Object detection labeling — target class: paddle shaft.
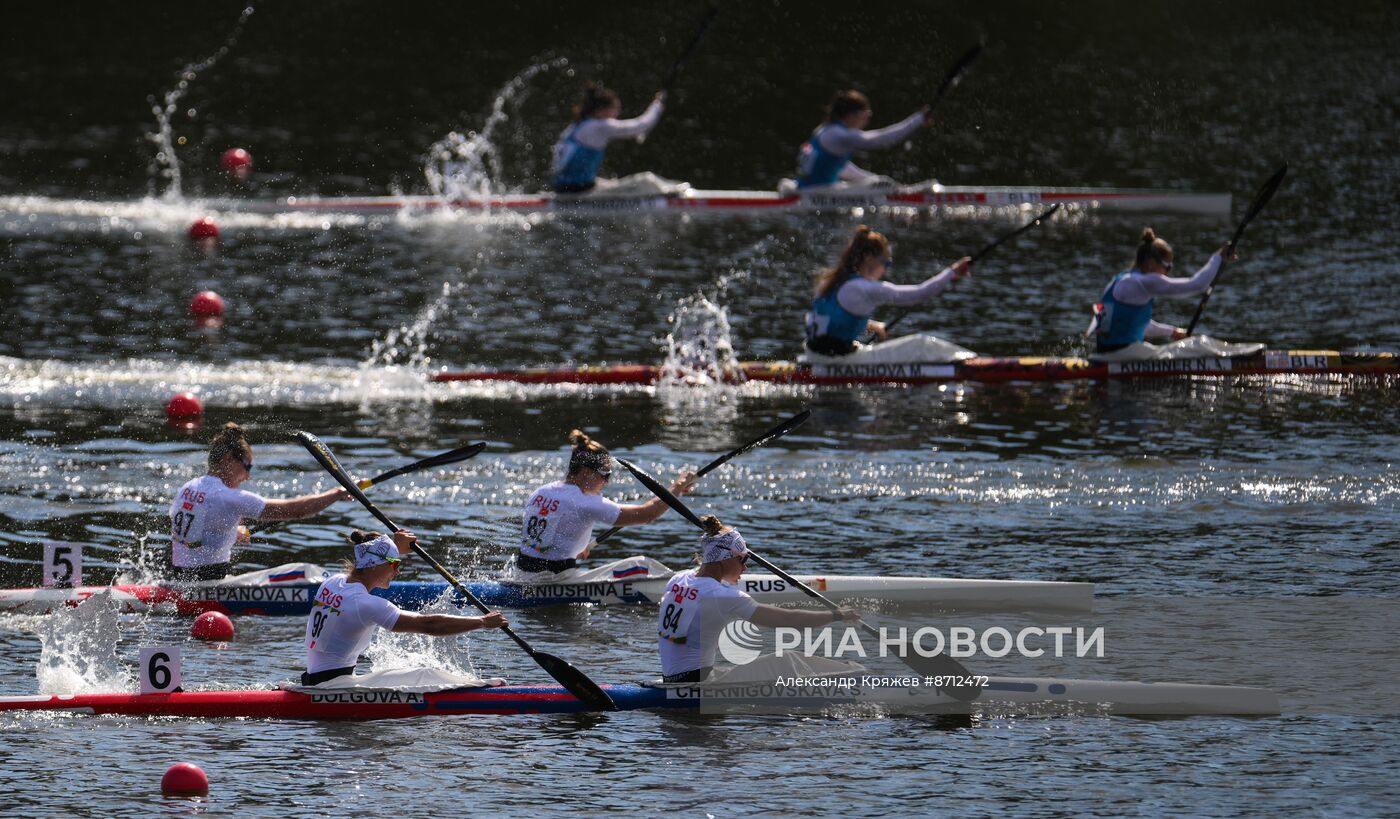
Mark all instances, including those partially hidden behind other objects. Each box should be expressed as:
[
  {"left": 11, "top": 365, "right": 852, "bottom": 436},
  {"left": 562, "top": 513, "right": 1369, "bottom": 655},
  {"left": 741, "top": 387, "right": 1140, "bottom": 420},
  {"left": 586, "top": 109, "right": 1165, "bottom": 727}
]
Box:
[
  {"left": 660, "top": 4, "right": 720, "bottom": 94},
  {"left": 1185, "top": 163, "right": 1288, "bottom": 336},
  {"left": 594, "top": 410, "right": 810, "bottom": 545},
  {"left": 249, "top": 442, "right": 485, "bottom": 536},
  {"left": 929, "top": 44, "right": 983, "bottom": 110},
  {"left": 874, "top": 203, "right": 1060, "bottom": 339}
]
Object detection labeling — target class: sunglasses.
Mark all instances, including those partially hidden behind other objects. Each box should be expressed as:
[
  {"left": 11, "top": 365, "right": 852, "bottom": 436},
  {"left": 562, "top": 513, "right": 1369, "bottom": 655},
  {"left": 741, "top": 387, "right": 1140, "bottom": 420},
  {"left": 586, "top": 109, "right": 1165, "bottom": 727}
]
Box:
[
  {"left": 881, "top": 257, "right": 894, "bottom": 270},
  {"left": 238, "top": 457, "right": 254, "bottom": 473},
  {"left": 739, "top": 552, "right": 750, "bottom": 565},
  {"left": 594, "top": 466, "right": 612, "bottom": 480}
]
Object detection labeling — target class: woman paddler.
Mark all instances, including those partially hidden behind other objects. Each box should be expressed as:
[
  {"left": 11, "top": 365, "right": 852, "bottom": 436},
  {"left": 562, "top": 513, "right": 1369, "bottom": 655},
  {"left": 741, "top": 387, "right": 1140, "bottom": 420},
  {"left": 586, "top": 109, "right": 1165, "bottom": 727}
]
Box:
[
  {"left": 1091, "top": 228, "right": 1234, "bottom": 354},
  {"left": 551, "top": 82, "right": 664, "bottom": 193},
  {"left": 794, "top": 90, "right": 931, "bottom": 190},
  {"left": 804, "top": 225, "right": 971, "bottom": 357},
  {"left": 657, "top": 516, "right": 861, "bottom": 683},
  {"left": 517, "top": 430, "right": 694, "bottom": 574},
  {"left": 168, "top": 423, "right": 349, "bottom": 583},
  {"left": 302, "top": 529, "right": 508, "bottom": 686}
]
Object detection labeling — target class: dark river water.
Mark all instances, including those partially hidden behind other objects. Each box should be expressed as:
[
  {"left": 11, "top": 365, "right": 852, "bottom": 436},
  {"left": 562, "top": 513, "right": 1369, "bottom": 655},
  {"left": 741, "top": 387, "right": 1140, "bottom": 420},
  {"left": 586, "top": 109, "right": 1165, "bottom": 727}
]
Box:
[{"left": 1, "top": 1, "right": 1398, "bottom": 816}]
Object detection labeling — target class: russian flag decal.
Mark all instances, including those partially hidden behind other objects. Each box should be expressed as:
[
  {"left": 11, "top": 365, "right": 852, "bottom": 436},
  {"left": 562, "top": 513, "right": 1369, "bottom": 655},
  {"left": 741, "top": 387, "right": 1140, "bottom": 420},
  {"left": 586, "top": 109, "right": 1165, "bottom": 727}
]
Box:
[
  {"left": 612, "top": 566, "right": 649, "bottom": 579},
  {"left": 269, "top": 570, "right": 306, "bottom": 583}
]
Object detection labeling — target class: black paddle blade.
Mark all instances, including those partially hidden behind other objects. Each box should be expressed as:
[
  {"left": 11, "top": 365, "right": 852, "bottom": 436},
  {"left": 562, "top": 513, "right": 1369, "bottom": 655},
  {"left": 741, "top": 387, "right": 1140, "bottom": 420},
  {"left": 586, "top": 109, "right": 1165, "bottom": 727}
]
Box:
[
  {"left": 533, "top": 651, "right": 618, "bottom": 711},
  {"left": 616, "top": 457, "right": 707, "bottom": 529},
  {"left": 879, "top": 636, "right": 980, "bottom": 702},
  {"left": 361, "top": 441, "right": 488, "bottom": 488},
  {"left": 930, "top": 43, "right": 983, "bottom": 108},
  {"left": 294, "top": 430, "right": 399, "bottom": 532},
  {"left": 696, "top": 409, "right": 811, "bottom": 477},
  {"left": 1228, "top": 163, "right": 1288, "bottom": 250}
]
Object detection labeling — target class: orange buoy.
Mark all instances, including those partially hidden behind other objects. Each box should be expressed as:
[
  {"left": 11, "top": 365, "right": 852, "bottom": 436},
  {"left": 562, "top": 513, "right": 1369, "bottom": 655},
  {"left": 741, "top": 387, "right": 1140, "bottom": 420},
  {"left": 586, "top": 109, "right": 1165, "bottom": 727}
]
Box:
[
  {"left": 220, "top": 147, "right": 253, "bottom": 177},
  {"left": 161, "top": 762, "right": 209, "bottom": 796},
  {"left": 191, "top": 611, "right": 235, "bottom": 641},
  {"left": 164, "top": 392, "right": 204, "bottom": 422},
  {"left": 189, "top": 291, "right": 225, "bottom": 319},
  {"left": 188, "top": 217, "right": 220, "bottom": 241}
]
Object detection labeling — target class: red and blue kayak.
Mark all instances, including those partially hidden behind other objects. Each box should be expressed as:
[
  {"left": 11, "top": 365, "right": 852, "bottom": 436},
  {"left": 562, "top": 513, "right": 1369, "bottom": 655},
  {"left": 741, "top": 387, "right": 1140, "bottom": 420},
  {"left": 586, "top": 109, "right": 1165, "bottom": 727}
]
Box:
[{"left": 0, "top": 675, "right": 1279, "bottom": 719}]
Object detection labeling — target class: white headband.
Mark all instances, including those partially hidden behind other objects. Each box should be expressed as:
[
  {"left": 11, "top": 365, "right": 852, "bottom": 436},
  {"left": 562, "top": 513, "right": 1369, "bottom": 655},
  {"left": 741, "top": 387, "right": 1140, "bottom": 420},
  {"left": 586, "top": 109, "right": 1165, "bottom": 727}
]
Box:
[
  {"left": 353, "top": 534, "right": 402, "bottom": 569},
  {"left": 700, "top": 529, "right": 747, "bottom": 564}
]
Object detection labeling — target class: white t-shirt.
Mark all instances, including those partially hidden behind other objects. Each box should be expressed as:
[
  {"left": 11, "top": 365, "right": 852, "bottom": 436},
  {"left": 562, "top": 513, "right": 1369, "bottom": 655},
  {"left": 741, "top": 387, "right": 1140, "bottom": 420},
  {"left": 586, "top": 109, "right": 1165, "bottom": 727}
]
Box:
[
  {"left": 305, "top": 574, "right": 402, "bottom": 674},
  {"left": 169, "top": 474, "right": 267, "bottom": 568},
  {"left": 657, "top": 569, "right": 761, "bottom": 677},
  {"left": 520, "top": 481, "right": 622, "bottom": 560}
]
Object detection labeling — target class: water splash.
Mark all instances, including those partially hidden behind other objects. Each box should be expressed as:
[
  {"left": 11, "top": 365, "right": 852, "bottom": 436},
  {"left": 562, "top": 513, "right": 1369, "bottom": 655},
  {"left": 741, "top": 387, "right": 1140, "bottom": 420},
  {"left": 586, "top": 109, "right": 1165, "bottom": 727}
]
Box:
[
  {"left": 424, "top": 57, "right": 570, "bottom": 199},
  {"left": 145, "top": 5, "right": 256, "bottom": 200},
  {"left": 362, "top": 280, "right": 458, "bottom": 372},
  {"left": 363, "top": 593, "right": 481, "bottom": 676},
  {"left": 35, "top": 591, "right": 132, "bottom": 694},
  {"left": 660, "top": 293, "right": 740, "bottom": 388}
]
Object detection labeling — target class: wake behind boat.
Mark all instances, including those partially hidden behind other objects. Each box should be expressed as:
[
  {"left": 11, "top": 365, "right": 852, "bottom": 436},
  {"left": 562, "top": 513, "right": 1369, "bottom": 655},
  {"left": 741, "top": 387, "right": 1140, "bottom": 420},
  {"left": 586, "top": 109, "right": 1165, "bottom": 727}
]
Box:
[
  {"left": 0, "top": 560, "right": 1094, "bottom": 616},
  {"left": 431, "top": 348, "right": 1400, "bottom": 387}
]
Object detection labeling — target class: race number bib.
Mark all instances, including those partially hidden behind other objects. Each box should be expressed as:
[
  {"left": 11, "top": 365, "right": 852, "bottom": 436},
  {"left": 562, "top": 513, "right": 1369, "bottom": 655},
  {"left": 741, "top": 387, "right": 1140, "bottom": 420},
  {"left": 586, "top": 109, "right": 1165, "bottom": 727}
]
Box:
[
  {"left": 657, "top": 581, "right": 700, "bottom": 643},
  {"left": 172, "top": 485, "right": 210, "bottom": 549},
  {"left": 43, "top": 542, "right": 83, "bottom": 587},
  {"left": 139, "top": 646, "right": 182, "bottom": 694}
]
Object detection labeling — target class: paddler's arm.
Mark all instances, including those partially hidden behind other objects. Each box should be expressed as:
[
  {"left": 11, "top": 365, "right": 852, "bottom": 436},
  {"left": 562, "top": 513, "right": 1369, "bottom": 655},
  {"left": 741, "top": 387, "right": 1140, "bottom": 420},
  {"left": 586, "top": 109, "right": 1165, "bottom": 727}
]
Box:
[
  {"left": 611, "top": 472, "right": 696, "bottom": 527},
  {"left": 750, "top": 604, "right": 861, "bottom": 628},
  {"left": 392, "top": 610, "right": 509, "bottom": 636},
  {"left": 597, "top": 95, "right": 665, "bottom": 141},
  {"left": 257, "top": 487, "right": 351, "bottom": 521}
]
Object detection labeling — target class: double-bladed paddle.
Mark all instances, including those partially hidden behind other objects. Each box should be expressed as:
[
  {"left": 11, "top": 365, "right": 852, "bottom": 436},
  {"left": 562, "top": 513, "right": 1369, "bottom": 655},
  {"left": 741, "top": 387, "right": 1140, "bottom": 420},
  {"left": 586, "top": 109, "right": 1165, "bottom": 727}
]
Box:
[
  {"left": 249, "top": 442, "right": 487, "bottom": 536},
  {"left": 1184, "top": 163, "right": 1288, "bottom": 336},
  {"left": 593, "top": 410, "right": 810, "bottom": 545},
  {"left": 294, "top": 430, "right": 617, "bottom": 711},
  {"left": 613, "top": 456, "right": 982, "bottom": 703},
  {"left": 865, "top": 202, "right": 1061, "bottom": 343}
]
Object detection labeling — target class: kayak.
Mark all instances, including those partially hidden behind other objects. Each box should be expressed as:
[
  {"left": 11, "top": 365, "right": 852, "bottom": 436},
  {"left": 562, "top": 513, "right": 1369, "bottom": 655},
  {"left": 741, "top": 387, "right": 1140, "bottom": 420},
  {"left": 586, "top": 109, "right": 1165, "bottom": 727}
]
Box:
[
  {"left": 0, "top": 562, "right": 1093, "bottom": 617},
  {"left": 430, "top": 350, "right": 1400, "bottom": 387},
  {"left": 0, "top": 676, "right": 1279, "bottom": 719},
  {"left": 213, "top": 184, "right": 1232, "bottom": 217}
]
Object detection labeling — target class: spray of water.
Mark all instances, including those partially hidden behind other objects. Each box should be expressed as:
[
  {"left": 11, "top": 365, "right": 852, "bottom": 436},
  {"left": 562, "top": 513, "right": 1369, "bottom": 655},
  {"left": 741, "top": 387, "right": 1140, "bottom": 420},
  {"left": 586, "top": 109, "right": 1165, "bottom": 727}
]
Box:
[
  {"left": 362, "top": 281, "right": 458, "bottom": 372},
  {"left": 364, "top": 593, "right": 482, "bottom": 676},
  {"left": 424, "top": 57, "right": 570, "bottom": 200},
  {"left": 145, "top": 5, "right": 256, "bottom": 200},
  {"left": 660, "top": 294, "right": 740, "bottom": 388},
  {"left": 35, "top": 591, "right": 132, "bottom": 694}
]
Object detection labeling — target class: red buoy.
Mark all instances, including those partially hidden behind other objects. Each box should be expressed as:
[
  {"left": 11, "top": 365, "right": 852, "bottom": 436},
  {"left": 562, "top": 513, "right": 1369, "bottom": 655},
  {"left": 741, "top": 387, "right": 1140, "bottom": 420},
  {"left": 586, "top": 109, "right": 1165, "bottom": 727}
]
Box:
[
  {"left": 220, "top": 147, "right": 253, "bottom": 175},
  {"left": 188, "top": 217, "right": 220, "bottom": 241},
  {"left": 191, "top": 611, "right": 235, "bottom": 641},
  {"left": 161, "top": 762, "right": 209, "bottom": 796},
  {"left": 165, "top": 392, "right": 204, "bottom": 422},
  {"left": 189, "top": 291, "right": 226, "bottom": 319}
]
